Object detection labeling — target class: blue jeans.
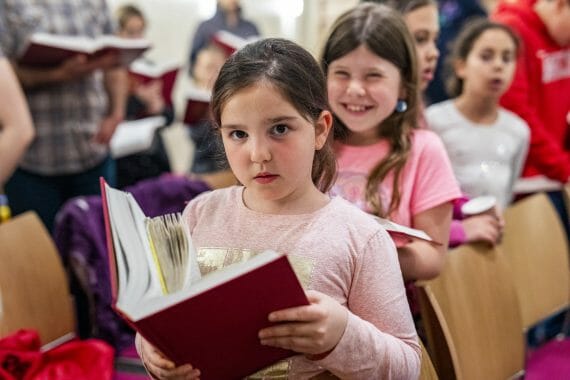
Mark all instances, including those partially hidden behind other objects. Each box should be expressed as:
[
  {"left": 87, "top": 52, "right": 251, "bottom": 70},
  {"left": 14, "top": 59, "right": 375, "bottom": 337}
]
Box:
[{"left": 5, "top": 156, "right": 116, "bottom": 233}]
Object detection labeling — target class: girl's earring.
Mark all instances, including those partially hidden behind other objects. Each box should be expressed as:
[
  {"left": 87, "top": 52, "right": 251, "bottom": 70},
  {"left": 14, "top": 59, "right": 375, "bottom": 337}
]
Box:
[{"left": 395, "top": 99, "right": 408, "bottom": 113}]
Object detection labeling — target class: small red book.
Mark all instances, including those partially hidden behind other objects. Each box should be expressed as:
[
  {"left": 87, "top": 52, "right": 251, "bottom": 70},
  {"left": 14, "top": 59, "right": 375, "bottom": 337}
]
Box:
[
  {"left": 128, "top": 59, "right": 180, "bottom": 106},
  {"left": 183, "top": 86, "right": 212, "bottom": 125},
  {"left": 100, "top": 179, "right": 309, "bottom": 380},
  {"left": 18, "top": 33, "right": 150, "bottom": 68},
  {"left": 211, "top": 30, "right": 255, "bottom": 56}
]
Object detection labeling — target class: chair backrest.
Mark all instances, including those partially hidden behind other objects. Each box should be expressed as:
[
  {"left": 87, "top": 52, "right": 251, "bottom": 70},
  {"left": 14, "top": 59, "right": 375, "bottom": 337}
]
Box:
[
  {"left": 419, "top": 339, "right": 439, "bottom": 380},
  {"left": 0, "top": 212, "right": 75, "bottom": 344},
  {"left": 501, "top": 193, "right": 570, "bottom": 330},
  {"left": 419, "top": 243, "right": 525, "bottom": 380}
]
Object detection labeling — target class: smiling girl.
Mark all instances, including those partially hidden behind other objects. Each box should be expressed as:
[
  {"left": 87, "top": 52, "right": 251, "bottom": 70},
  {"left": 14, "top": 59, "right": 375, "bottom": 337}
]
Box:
[{"left": 323, "top": 4, "right": 461, "bottom": 283}]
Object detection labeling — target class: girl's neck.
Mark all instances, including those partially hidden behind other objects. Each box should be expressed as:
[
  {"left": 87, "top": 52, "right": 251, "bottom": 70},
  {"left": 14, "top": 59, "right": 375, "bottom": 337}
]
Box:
[
  {"left": 344, "top": 130, "right": 382, "bottom": 146},
  {"left": 454, "top": 93, "right": 499, "bottom": 125},
  {"left": 225, "top": 12, "right": 239, "bottom": 28},
  {"left": 242, "top": 185, "right": 329, "bottom": 215}
]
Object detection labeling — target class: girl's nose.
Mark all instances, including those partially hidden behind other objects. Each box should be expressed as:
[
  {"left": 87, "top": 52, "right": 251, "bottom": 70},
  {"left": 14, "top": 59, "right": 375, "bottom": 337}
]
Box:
[
  {"left": 346, "top": 79, "right": 366, "bottom": 97},
  {"left": 250, "top": 137, "right": 271, "bottom": 163},
  {"left": 427, "top": 41, "right": 439, "bottom": 61}
]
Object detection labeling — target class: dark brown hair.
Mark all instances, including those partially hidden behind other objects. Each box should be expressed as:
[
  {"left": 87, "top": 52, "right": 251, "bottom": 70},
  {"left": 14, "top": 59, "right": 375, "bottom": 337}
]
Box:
[
  {"left": 211, "top": 38, "right": 337, "bottom": 192},
  {"left": 446, "top": 18, "right": 520, "bottom": 97},
  {"left": 321, "top": 3, "right": 420, "bottom": 217}
]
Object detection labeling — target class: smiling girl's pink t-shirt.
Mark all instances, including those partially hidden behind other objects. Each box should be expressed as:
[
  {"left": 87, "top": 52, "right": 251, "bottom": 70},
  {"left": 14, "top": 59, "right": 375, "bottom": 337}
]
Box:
[{"left": 332, "top": 129, "right": 461, "bottom": 245}]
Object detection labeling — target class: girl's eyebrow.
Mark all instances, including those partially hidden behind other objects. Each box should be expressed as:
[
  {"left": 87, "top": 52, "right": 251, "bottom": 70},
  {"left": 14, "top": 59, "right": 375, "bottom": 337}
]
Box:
[
  {"left": 266, "top": 115, "right": 298, "bottom": 123},
  {"left": 220, "top": 115, "right": 299, "bottom": 129}
]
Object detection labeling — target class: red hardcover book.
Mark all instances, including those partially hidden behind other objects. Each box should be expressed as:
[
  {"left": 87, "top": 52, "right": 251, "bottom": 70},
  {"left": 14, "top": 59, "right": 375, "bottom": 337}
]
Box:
[
  {"left": 183, "top": 86, "right": 212, "bottom": 125},
  {"left": 100, "top": 179, "right": 309, "bottom": 380},
  {"left": 18, "top": 33, "right": 150, "bottom": 68},
  {"left": 128, "top": 59, "right": 180, "bottom": 106},
  {"left": 211, "top": 30, "right": 258, "bottom": 56}
]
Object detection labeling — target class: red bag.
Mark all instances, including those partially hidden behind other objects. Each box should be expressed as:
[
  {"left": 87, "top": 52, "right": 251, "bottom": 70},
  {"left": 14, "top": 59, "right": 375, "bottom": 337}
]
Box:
[{"left": 0, "top": 330, "right": 114, "bottom": 380}]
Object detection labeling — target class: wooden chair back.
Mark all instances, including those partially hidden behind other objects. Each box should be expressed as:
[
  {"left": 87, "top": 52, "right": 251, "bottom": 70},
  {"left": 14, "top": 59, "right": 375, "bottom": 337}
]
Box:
[
  {"left": 0, "top": 212, "right": 75, "bottom": 344},
  {"left": 501, "top": 193, "right": 570, "bottom": 329},
  {"left": 419, "top": 339, "right": 439, "bottom": 380},
  {"left": 419, "top": 243, "right": 525, "bottom": 380}
]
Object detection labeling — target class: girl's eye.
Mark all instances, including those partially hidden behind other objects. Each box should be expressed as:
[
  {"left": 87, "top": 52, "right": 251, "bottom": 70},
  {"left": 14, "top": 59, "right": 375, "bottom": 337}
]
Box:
[
  {"left": 480, "top": 52, "right": 493, "bottom": 62},
  {"left": 414, "top": 33, "right": 429, "bottom": 45},
  {"left": 502, "top": 52, "right": 514, "bottom": 63},
  {"left": 271, "top": 124, "right": 289, "bottom": 136},
  {"left": 333, "top": 70, "right": 349, "bottom": 78},
  {"left": 366, "top": 72, "right": 382, "bottom": 79},
  {"left": 229, "top": 130, "right": 248, "bottom": 140}
]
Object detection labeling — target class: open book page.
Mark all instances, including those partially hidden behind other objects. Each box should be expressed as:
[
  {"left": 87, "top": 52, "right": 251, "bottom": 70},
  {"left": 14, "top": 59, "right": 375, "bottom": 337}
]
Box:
[
  {"left": 374, "top": 216, "right": 440, "bottom": 244},
  {"left": 103, "top": 182, "right": 201, "bottom": 312},
  {"left": 513, "top": 175, "right": 562, "bottom": 194},
  {"left": 19, "top": 33, "right": 150, "bottom": 67},
  {"left": 106, "top": 186, "right": 160, "bottom": 308},
  {"left": 109, "top": 116, "right": 166, "bottom": 158},
  {"left": 129, "top": 58, "right": 181, "bottom": 78},
  {"left": 29, "top": 33, "right": 150, "bottom": 53},
  {"left": 146, "top": 213, "right": 193, "bottom": 294}
]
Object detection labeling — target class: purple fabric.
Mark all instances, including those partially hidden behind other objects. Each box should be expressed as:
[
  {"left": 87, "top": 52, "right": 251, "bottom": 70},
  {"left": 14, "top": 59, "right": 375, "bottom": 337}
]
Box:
[
  {"left": 53, "top": 175, "right": 210, "bottom": 351},
  {"left": 449, "top": 195, "right": 470, "bottom": 247},
  {"left": 526, "top": 338, "right": 570, "bottom": 379},
  {"left": 449, "top": 219, "right": 467, "bottom": 248}
]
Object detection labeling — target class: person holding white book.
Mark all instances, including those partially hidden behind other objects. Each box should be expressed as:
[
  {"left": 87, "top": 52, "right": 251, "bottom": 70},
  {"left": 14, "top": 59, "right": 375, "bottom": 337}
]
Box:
[
  {"left": 137, "top": 38, "right": 420, "bottom": 379},
  {"left": 0, "top": 0, "right": 128, "bottom": 232}
]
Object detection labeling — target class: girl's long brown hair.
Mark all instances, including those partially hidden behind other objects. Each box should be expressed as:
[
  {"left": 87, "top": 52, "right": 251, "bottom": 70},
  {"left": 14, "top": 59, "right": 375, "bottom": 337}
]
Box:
[{"left": 321, "top": 3, "right": 420, "bottom": 217}]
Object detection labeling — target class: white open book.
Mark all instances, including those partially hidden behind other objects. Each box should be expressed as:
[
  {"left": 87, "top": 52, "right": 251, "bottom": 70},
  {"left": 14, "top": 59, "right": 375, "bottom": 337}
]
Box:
[
  {"left": 109, "top": 116, "right": 167, "bottom": 159},
  {"left": 374, "top": 216, "right": 439, "bottom": 244}
]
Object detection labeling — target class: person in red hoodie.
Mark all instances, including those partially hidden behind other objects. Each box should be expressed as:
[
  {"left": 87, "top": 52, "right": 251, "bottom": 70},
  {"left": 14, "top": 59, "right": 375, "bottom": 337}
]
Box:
[{"left": 492, "top": 0, "right": 570, "bottom": 232}]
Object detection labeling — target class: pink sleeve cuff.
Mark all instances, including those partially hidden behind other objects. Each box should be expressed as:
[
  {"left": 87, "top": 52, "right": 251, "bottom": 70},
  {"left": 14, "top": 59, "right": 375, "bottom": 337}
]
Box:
[{"left": 449, "top": 219, "right": 467, "bottom": 247}]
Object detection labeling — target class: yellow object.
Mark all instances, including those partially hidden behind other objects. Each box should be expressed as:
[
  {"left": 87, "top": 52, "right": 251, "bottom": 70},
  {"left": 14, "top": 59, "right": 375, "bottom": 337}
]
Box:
[{"left": 0, "top": 194, "right": 11, "bottom": 223}]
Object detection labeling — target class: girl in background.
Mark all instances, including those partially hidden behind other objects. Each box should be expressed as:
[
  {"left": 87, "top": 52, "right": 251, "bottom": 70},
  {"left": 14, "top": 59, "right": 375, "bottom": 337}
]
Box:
[
  {"left": 322, "top": 3, "right": 461, "bottom": 283},
  {"left": 372, "top": 0, "right": 440, "bottom": 95},
  {"left": 426, "top": 19, "right": 529, "bottom": 244},
  {"left": 137, "top": 38, "right": 420, "bottom": 379}
]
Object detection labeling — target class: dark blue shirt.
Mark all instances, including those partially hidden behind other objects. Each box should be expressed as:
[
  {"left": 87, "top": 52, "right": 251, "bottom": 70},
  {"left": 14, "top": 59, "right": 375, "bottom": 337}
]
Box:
[{"left": 189, "top": 5, "right": 259, "bottom": 68}]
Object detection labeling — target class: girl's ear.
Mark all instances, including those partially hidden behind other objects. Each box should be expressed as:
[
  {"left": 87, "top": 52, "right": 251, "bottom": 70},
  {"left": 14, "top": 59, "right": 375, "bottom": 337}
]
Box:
[
  {"left": 314, "top": 110, "right": 333, "bottom": 150},
  {"left": 454, "top": 58, "right": 467, "bottom": 80}
]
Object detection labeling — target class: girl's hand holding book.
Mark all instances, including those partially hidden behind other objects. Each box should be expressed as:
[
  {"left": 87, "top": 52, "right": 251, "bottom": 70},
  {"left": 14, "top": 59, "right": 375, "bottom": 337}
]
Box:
[
  {"left": 137, "top": 334, "right": 201, "bottom": 380},
  {"left": 258, "top": 290, "right": 348, "bottom": 358}
]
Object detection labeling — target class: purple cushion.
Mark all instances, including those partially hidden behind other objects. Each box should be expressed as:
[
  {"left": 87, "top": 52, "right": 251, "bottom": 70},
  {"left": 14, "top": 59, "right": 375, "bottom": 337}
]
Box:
[{"left": 526, "top": 338, "right": 570, "bottom": 379}]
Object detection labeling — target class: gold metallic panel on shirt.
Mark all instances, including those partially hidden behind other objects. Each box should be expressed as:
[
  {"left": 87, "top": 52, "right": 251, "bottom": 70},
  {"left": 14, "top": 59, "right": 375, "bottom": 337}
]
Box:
[{"left": 196, "top": 247, "right": 315, "bottom": 288}]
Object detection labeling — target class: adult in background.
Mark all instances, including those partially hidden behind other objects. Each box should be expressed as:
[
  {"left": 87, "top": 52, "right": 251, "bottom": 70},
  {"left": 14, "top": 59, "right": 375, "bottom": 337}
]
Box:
[
  {"left": 188, "top": 0, "right": 259, "bottom": 70},
  {"left": 0, "top": 0, "right": 128, "bottom": 232}
]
